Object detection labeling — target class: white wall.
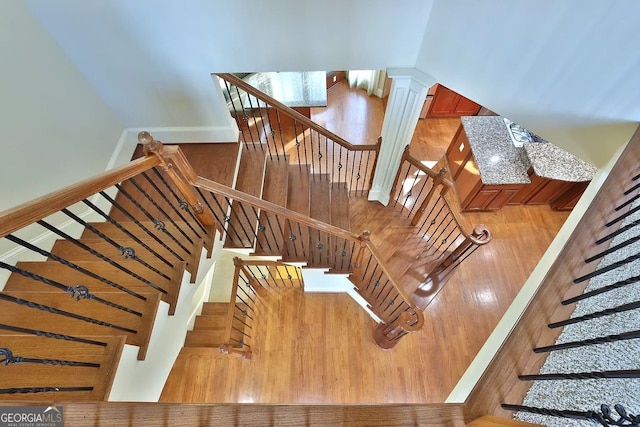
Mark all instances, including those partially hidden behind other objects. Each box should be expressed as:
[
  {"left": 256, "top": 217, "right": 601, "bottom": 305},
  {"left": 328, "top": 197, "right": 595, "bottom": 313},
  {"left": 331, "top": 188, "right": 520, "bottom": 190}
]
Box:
[
  {"left": 26, "top": 0, "right": 433, "bottom": 133},
  {"left": 0, "top": 2, "right": 123, "bottom": 212},
  {"left": 416, "top": 0, "right": 640, "bottom": 167}
]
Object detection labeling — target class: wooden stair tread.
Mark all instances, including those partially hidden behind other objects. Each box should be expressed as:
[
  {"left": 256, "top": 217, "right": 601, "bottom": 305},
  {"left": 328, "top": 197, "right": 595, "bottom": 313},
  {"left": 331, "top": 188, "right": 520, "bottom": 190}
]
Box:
[
  {"left": 328, "top": 182, "right": 353, "bottom": 273},
  {"left": 201, "top": 302, "right": 237, "bottom": 316},
  {"left": 254, "top": 156, "right": 289, "bottom": 256},
  {"left": 0, "top": 334, "right": 125, "bottom": 401},
  {"left": 224, "top": 145, "right": 267, "bottom": 248},
  {"left": 307, "top": 174, "right": 332, "bottom": 268},
  {"left": 282, "top": 164, "right": 311, "bottom": 262},
  {"left": 179, "top": 143, "right": 240, "bottom": 186},
  {"left": 12, "top": 260, "right": 185, "bottom": 315},
  {"left": 184, "top": 328, "right": 244, "bottom": 348},
  {"left": 0, "top": 291, "right": 160, "bottom": 360}
]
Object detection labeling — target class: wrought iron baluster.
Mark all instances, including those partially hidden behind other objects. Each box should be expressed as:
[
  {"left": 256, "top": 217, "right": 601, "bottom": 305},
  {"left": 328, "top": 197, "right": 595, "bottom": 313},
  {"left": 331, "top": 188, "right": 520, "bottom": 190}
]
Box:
[
  {"left": 0, "top": 294, "right": 137, "bottom": 334},
  {"left": 99, "top": 191, "right": 185, "bottom": 262},
  {"left": 115, "top": 184, "right": 191, "bottom": 256},
  {"left": 274, "top": 110, "right": 288, "bottom": 160},
  {"left": 605, "top": 203, "right": 640, "bottom": 227},
  {"left": 519, "top": 369, "right": 640, "bottom": 381},
  {"left": 394, "top": 162, "right": 412, "bottom": 207},
  {"left": 150, "top": 168, "right": 207, "bottom": 235},
  {"left": 362, "top": 150, "right": 372, "bottom": 196},
  {"left": 61, "top": 208, "right": 172, "bottom": 281},
  {"left": 615, "top": 191, "right": 640, "bottom": 211},
  {"left": 596, "top": 217, "right": 640, "bottom": 245},
  {"left": 574, "top": 251, "right": 640, "bottom": 283},
  {"left": 0, "top": 347, "right": 100, "bottom": 368},
  {"left": 549, "top": 300, "right": 640, "bottom": 328},
  {"left": 255, "top": 100, "right": 278, "bottom": 160},
  {"left": 534, "top": 329, "right": 640, "bottom": 353},
  {"left": 586, "top": 232, "right": 640, "bottom": 263},
  {"left": 82, "top": 198, "right": 174, "bottom": 268},
  {"left": 0, "top": 323, "right": 106, "bottom": 347},
  {"left": 245, "top": 92, "right": 264, "bottom": 152},
  {"left": 3, "top": 235, "right": 148, "bottom": 300},
  {"left": 502, "top": 403, "right": 640, "bottom": 427},
  {"left": 563, "top": 274, "right": 640, "bottom": 305},
  {"left": 0, "top": 261, "right": 142, "bottom": 316},
  {"left": 233, "top": 84, "right": 256, "bottom": 148},
  {"left": 223, "top": 81, "right": 249, "bottom": 148},
  {"left": 349, "top": 148, "right": 357, "bottom": 193},
  {"left": 0, "top": 386, "right": 94, "bottom": 395},
  {"left": 36, "top": 220, "right": 167, "bottom": 294},
  {"left": 127, "top": 177, "right": 194, "bottom": 245}
]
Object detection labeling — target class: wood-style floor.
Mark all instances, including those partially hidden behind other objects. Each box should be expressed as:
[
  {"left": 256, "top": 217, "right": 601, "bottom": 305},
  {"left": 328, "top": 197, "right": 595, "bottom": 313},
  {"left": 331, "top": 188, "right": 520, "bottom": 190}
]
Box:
[{"left": 160, "top": 81, "right": 570, "bottom": 404}]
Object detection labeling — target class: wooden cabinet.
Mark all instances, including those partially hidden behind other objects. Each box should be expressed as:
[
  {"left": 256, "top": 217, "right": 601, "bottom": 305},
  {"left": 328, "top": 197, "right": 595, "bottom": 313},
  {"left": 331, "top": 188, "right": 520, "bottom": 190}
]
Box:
[
  {"left": 427, "top": 84, "right": 481, "bottom": 118},
  {"left": 462, "top": 184, "right": 523, "bottom": 211}
]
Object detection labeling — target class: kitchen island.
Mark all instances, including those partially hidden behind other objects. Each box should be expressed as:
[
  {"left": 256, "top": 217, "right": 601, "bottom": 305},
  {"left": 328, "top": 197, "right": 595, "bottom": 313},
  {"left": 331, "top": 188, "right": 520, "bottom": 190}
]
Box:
[{"left": 445, "top": 116, "right": 597, "bottom": 212}]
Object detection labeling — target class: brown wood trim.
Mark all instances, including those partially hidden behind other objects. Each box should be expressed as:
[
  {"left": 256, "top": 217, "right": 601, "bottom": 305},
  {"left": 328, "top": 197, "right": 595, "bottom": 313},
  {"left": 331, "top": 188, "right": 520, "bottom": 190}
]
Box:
[
  {"left": 404, "top": 150, "right": 454, "bottom": 185},
  {"left": 464, "top": 125, "right": 640, "bottom": 420},
  {"left": 0, "top": 156, "right": 160, "bottom": 239},
  {"left": 0, "top": 401, "right": 467, "bottom": 426},
  {"left": 216, "top": 73, "right": 378, "bottom": 152}
]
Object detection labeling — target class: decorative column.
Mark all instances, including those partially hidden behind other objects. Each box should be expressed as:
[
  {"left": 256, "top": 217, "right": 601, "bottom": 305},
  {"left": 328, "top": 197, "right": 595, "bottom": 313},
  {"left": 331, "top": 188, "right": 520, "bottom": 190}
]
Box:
[{"left": 368, "top": 68, "right": 435, "bottom": 205}]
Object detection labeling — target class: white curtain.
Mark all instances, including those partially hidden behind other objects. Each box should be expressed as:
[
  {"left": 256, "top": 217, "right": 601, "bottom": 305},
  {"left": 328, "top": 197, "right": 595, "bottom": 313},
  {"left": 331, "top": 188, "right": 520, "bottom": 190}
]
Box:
[{"left": 347, "top": 70, "right": 383, "bottom": 97}]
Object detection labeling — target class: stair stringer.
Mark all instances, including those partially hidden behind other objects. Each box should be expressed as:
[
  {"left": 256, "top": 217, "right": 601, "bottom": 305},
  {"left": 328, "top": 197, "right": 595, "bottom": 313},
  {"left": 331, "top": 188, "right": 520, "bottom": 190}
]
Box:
[{"left": 107, "top": 230, "right": 222, "bottom": 402}]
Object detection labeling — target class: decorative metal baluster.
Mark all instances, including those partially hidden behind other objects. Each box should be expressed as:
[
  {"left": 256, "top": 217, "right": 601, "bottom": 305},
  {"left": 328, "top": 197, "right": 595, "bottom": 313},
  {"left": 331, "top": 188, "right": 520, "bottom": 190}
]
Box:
[
  {"left": 82, "top": 198, "right": 174, "bottom": 268},
  {"left": 0, "top": 323, "right": 107, "bottom": 347},
  {"left": 233, "top": 84, "right": 256, "bottom": 149},
  {"left": 362, "top": 150, "right": 372, "bottom": 195},
  {"left": 0, "top": 261, "right": 142, "bottom": 316},
  {"left": 605, "top": 203, "right": 640, "bottom": 227},
  {"left": 420, "top": 198, "right": 447, "bottom": 239},
  {"left": 127, "top": 177, "right": 194, "bottom": 245},
  {"left": 563, "top": 274, "right": 640, "bottom": 304},
  {"left": 615, "top": 191, "right": 640, "bottom": 211},
  {"left": 197, "top": 188, "right": 244, "bottom": 244},
  {"left": 345, "top": 151, "right": 350, "bottom": 193},
  {"left": 246, "top": 92, "right": 267, "bottom": 155},
  {"left": 623, "top": 180, "right": 640, "bottom": 196},
  {"left": 549, "top": 300, "right": 640, "bottom": 328},
  {"left": 502, "top": 403, "right": 640, "bottom": 427},
  {"left": 436, "top": 231, "right": 462, "bottom": 260},
  {"left": 407, "top": 173, "right": 431, "bottom": 217},
  {"left": 519, "top": 369, "right": 640, "bottom": 381},
  {"left": 30, "top": 222, "right": 167, "bottom": 294},
  {"left": 286, "top": 221, "right": 299, "bottom": 258},
  {"left": 292, "top": 120, "right": 305, "bottom": 168},
  {"left": 3, "top": 235, "right": 148, "bottom": 300},
  {"left": 308, "top": 128, "right": 315, "bottom": 175},
  {"left": 424, "top": 212, "right": 453, "bottom": 246},
  {"left": 60, "top": 208, "right": 172, "bottom": 281},
  {"left": 393, "top": 162, "right": 412, "bottom": 207},
  {"left": 585, "top": 232, "right": 640, "bottom": 263},
  {"left": 274, "top": 110, "right": 288, "bottom": 159},
  {"left": 534, "top": 329, "right": 640, "bottom": 353},
  {"left": 262, "top": 211, "right": 282, "bottom": 253},
  {"left": 596, "top": 217, "right": 640, "bottom": 245},
  {"left": 574, "top": 251, "right": 640, "bottom": 283},
  {"left": 0, "top": 386, "right": 94, "bottom": 395},
  {"left": 223, "top": 81, "right": 249, "bottom": 149},
  {"left": 0, "top": 294, "right": 137, "bottom": 334},
  {"left": 0, "top": 347, "right": 100, "bottom": 368},
  {"left": 354, "top": 151, "right": 363, "bottom": 195},
  {"left": 99, "top": 190, "right": 185, "bottom": 262},
  {"left": 115, "top": 184, "right": 191, "bottom": 257},
  {"left": 234, "top": 203, "right": 264, "bottom": 251},
  {"left": 325, "top": 135, "right": 329, "bottom": 184},
  {"left": 349, "top": 148, "right": 357, "bottom": 194},
  {"left": 338, "top": 146, "right": 344, "bottom": 183},
  {"left": 255, "top": 100, "right": 279, "bottom": 160},
  {"left": 150, "top": 168, "right": 207, "bottom": 235}
]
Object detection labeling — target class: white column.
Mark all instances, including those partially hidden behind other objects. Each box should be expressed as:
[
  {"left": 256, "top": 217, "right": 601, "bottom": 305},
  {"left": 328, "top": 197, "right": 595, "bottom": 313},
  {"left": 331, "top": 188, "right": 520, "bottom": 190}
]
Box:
[{"left": 368, "top": 68, "right": 435, "bottom": 205}]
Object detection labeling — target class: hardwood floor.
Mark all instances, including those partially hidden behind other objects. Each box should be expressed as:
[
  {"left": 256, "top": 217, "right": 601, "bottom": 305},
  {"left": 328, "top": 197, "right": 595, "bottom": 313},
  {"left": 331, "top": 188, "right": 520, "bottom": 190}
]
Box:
[{"left": 160, "top": 82, "right": 570, "bottom": 404}]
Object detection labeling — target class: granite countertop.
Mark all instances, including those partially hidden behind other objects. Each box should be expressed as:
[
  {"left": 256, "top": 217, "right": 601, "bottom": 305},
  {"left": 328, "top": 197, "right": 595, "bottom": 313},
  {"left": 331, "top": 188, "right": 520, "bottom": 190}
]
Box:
[
  {"left": 460, "top": 116, "right": 597, "bottom": 185},
  {"left": 460, "top": 116, "right": 531, "bottom": 185}
]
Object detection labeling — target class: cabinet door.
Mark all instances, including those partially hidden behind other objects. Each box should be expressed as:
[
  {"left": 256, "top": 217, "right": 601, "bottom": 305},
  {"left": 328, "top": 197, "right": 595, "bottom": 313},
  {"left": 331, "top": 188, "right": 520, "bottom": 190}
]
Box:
[
  {"left": 454, "top": 96, "right": 482, "bottom": 116},
  {"left": 428, "top": 85, "right": 460, "bottom": 116},
  {"left": 487, "top": 188, "right": 520, "bottom": 210},
  {"left": 466, "top": 189, "right": 499, "bottom": 210}
]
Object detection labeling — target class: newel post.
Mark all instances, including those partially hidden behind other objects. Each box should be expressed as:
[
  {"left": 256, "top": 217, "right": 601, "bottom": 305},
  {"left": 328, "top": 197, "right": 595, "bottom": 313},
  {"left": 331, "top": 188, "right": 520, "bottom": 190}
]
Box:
[
  {"left": 373, "top": 311, "right": 414, "bottom": 350},
  {"left": 139, "top": 131, "right": 216, "bottom": 229}
]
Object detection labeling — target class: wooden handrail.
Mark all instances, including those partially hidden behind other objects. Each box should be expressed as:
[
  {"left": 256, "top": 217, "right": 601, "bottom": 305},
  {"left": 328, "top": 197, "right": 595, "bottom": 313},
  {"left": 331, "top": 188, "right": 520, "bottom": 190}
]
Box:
[
  {"left": 403, "top": 149, "right": 454, "bottom": 187},
  {"left": 0, "top": 156, "right": 161, "bottom": 239},
  {"left": 216, "top": 73, "right": 378, "bottom": 152}
]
